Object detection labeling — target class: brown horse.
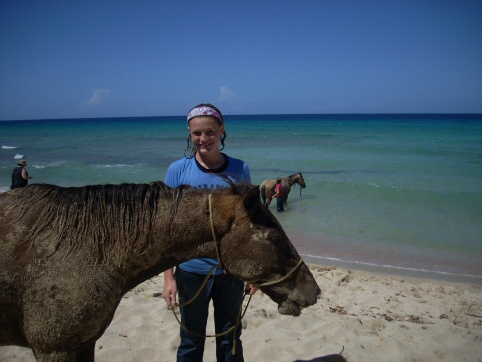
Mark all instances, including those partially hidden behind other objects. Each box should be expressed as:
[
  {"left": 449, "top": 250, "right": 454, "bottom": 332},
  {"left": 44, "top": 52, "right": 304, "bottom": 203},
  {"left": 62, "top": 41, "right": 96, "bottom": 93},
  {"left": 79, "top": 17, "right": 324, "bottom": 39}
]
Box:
[
  {"left": 0, "top": 182, "right": 320, "bottom": 362},
  {"left": 260, "top": 172, "right": 306, "bottom": 207}
]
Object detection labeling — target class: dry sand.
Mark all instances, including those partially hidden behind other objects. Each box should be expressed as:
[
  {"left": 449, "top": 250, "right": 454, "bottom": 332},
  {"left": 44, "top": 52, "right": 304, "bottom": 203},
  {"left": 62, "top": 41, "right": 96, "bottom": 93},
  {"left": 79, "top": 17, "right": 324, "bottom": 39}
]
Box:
[{"left": 1, "top": 265, "right": 481, "bottom": 362}]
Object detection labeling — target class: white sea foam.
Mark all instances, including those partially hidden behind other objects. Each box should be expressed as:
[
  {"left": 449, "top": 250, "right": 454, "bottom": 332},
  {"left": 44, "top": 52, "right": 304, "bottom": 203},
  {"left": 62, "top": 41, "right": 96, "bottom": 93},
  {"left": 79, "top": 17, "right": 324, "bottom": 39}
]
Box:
[
  {"left": 13, "top": 154, "right": 24, "bottom": 159},
  {"left": 31, "top": 161, "right": 68, "bottom": 169},
  {"left": 93, "top": 164, "right": 139, "bottom": 168},
  {"left": 301, "top": 253, "right": 482, "bottom": 284},
  {"left": 6, "top": 161, "right": 68, "bottom": 170},
  {"left": 2, "top": 145, "right": 17, "bottom": 149}
]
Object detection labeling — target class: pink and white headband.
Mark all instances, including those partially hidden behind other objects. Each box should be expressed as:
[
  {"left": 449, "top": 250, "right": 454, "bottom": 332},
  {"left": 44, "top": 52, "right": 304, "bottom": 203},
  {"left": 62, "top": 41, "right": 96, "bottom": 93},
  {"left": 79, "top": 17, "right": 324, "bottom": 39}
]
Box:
[{"left": 187, "top": 106, "right": 223, "bottom": 124}]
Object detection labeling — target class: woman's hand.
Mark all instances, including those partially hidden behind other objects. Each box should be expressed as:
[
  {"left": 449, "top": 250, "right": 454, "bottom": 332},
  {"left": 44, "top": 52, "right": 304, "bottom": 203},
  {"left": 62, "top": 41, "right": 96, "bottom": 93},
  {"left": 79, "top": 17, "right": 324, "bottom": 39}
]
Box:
[
  {"left": 162, "top": 269, "right": 178, "bottom": 307},
  {"left": 245, "top": 282, "right": 257, "bottom": 295}
]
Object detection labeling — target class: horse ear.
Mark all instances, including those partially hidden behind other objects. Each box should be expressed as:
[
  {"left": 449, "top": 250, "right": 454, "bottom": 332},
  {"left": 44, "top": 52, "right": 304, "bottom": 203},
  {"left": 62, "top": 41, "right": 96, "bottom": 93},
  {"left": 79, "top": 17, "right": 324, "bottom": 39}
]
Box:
[{"left": 243, "top": 186, "right": 261, "bottom": 217}]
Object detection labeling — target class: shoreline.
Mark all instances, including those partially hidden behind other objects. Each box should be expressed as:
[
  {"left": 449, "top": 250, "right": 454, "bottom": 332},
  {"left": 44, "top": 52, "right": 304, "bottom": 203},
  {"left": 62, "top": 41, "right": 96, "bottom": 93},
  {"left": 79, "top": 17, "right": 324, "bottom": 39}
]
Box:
[
  {"left": 1, "top": 263, "right": 481, "bottom": 361},
  {"left": 302, "top": 254, "right": 482, "bottom": 287},
  {"left": 284, "top": 228, "right": 482, "bottom": 285}
]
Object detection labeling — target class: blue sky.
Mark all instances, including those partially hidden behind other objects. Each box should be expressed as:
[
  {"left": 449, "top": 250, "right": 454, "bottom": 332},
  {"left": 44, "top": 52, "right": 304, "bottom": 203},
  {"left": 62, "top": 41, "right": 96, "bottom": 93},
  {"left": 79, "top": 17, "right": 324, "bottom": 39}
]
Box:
[{"left": 1, "top": 0, "right": 481, "bottom": 120}]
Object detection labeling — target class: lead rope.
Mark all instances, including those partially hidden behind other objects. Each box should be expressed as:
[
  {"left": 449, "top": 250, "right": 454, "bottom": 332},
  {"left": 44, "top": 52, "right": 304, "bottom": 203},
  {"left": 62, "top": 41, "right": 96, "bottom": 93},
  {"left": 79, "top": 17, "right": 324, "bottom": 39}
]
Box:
[
  {"left": 250, "top": 257, "right": 304, "bottom": 288},
  {"left": 208, "top": 193, "right": 226, "bottom": 273},
  {"left": 169, "top": 193, "right": 304, "bottom": 355}
]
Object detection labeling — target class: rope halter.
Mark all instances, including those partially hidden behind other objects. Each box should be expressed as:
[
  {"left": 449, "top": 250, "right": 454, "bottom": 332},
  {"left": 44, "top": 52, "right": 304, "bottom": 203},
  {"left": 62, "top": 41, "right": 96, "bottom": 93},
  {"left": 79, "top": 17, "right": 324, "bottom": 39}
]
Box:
[{"left": 169, "top": 192, "right": 306, "bottom": 353}]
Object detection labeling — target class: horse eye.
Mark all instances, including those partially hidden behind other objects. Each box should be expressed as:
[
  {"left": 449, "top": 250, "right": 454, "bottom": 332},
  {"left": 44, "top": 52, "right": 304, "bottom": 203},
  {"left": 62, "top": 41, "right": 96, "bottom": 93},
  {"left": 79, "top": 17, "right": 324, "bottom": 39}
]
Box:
[{"left": 268, "top": 232, "right": 280, "bottom": 243}]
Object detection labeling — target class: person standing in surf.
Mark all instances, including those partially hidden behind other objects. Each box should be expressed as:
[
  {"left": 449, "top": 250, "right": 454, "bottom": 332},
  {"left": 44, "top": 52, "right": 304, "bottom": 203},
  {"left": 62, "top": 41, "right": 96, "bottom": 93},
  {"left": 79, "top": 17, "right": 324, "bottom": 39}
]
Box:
[{"left": 273, "top": 178, "right": 284, "bottom": 212}]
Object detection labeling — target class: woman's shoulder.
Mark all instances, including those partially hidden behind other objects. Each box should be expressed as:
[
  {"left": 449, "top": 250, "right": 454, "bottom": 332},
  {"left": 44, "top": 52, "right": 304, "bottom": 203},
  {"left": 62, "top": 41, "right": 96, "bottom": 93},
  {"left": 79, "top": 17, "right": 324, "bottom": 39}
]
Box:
[
  {"left": 168, "top": 156, "right": 194, "bottom": 169},
  {"left": 225, "top": 154, "right": 247, "bottom": 166},
  {"left": 166, "top": 157, "right": 195, "bottom": 178},
  {"left": 165, "top": 157, "right": 197, "bottom": 187},
  {"left": 224, "top": 154, "right": 251, "bottom": 182}
]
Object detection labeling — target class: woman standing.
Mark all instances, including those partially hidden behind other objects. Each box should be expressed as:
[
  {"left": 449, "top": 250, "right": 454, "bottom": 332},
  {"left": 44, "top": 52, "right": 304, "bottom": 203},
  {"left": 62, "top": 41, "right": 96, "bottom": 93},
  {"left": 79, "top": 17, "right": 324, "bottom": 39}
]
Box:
[
  {"left": 273, "top": 178, "right": 284, "bottom": 212},
  {"left": 162, "top": 103, "right": 256, "bottom": 362},
  {"left": 11, "top": 159, "right": 33, "bottom": 189}
]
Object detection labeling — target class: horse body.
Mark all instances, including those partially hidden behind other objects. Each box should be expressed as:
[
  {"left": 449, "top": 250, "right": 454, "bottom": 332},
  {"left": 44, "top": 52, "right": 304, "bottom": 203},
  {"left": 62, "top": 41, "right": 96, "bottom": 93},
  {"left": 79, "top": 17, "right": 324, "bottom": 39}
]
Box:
[
  {"left": 0, "top": 182, "right": 319, "bottom": 362},
  {"left": 260, "top": 172, "right": 306, "bottom": 207}
]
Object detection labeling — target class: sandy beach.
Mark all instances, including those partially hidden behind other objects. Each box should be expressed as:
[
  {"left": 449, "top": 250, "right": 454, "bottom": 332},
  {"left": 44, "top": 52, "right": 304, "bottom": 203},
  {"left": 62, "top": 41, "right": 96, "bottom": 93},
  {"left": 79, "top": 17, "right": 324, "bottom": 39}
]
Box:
[{"left": 1, "top": 264, "right": 481, "bottom": 362}]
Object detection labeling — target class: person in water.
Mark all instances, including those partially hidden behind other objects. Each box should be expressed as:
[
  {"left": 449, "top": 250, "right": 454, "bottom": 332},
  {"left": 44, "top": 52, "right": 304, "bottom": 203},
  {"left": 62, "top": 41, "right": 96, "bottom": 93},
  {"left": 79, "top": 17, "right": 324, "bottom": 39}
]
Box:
[
  {"left": 162, "top": 103, "right": 257, "bottom": 362},
  {"left": 273, "top": 178, "right": 284, "bottom": 212},
  {"left": 11, "top": 159, "right": 33, "bottom": 189}
]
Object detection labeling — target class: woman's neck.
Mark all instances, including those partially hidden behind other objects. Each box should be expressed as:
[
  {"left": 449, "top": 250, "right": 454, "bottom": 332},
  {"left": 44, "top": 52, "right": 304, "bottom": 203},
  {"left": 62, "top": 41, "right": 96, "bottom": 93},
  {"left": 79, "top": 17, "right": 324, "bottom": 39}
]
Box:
[{"left": 195, "top": 152, "right": 225, "bottom": 170}]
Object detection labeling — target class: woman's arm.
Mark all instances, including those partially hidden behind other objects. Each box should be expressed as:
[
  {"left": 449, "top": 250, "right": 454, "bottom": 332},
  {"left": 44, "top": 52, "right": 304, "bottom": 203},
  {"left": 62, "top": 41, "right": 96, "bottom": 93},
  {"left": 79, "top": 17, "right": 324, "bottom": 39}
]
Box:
[
  {"left": 21, "top": 168, "right": 32, "bottom": 180},
  {"left": 162, "top": 268, "right": 177, "bottom": 307}
]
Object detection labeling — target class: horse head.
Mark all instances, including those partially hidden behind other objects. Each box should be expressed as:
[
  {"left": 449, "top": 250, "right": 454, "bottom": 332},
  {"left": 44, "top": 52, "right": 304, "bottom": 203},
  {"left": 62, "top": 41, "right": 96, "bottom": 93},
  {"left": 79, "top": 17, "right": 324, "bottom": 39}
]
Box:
[
  {"left": 295, "top": 172, "right": 306, "bottom": 189},
  {"left": 213, "top": 185, "right": 320, "bottom": 316}
]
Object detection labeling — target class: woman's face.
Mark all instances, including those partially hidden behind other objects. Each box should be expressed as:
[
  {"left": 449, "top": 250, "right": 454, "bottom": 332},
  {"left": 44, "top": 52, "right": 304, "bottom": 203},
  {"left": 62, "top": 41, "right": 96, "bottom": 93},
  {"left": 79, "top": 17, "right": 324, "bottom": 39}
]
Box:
[{"left": 188, "top": 116, "right": 224, "bottom": 155}]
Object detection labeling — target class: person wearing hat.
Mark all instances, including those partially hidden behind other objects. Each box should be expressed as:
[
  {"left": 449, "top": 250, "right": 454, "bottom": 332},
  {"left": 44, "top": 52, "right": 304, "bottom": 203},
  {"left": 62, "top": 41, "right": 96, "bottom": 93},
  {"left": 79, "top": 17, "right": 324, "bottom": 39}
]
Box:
[{"left": 11, "top": 159, "right": 33, "bottom": 189}]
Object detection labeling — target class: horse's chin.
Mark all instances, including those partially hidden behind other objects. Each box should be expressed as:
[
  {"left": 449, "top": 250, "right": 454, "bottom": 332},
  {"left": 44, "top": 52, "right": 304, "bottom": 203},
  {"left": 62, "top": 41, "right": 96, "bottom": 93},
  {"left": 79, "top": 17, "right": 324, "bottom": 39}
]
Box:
[{"left": 278, "top": 300, "right": 302, "bottom": 316}]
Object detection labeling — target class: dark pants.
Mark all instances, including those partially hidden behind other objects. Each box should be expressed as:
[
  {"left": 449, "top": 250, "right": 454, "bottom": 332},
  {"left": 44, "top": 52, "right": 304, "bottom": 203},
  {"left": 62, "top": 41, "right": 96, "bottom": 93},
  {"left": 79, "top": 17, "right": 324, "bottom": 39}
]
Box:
[
  {"left": 276, "top": 197, "right": 284, "bottom": 212},
  {"left": 175, "top": 268, "right": 245, "bottom": 362}
]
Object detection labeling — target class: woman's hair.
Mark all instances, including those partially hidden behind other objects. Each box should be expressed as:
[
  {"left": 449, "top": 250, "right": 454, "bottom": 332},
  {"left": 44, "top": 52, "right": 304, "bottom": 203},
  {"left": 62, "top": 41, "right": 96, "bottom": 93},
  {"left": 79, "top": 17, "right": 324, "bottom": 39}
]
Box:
[{"left": 184, "top": 103, "right": 227, "bottom": 157}]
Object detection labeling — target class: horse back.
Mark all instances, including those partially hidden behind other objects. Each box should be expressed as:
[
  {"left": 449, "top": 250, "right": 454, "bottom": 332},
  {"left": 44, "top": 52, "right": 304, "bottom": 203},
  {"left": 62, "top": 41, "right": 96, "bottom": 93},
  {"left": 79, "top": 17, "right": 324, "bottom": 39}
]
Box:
[
  {"left": 261, "top": 179, "right": 276, "bottom": 190},
  {"left": 0, "top": 187, "right": 54, "bottom": 259},
  {"left": 0, "top": 189, "right": 32, "bottom": 262}
]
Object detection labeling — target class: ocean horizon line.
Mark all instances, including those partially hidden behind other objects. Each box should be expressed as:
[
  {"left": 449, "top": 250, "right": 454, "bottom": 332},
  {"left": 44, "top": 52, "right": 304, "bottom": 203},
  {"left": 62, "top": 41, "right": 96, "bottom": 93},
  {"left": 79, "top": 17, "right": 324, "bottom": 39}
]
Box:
[{"left": 1, "top": 112, "right": 482, "bottom": 123}]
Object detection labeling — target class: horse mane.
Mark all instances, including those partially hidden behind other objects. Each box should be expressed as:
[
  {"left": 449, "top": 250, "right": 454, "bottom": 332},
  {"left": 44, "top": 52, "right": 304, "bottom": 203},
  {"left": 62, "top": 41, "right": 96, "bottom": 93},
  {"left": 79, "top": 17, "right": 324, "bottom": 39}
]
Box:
[
  {"left": 13, "top": 181, "right": 254, "bottom": 259},
  {"left": 214, "top": 179, "right": 254, "bottom": 195},
  {"left": 12, "top": 182, "right": 172, "bottom": 256}
]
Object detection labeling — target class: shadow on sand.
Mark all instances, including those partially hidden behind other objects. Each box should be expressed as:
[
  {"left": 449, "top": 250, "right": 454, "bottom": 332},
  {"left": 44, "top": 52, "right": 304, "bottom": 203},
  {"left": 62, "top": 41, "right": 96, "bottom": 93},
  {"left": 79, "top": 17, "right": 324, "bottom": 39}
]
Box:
[{"left": 294, "top": 354, "right": 347, "bottom": 362}]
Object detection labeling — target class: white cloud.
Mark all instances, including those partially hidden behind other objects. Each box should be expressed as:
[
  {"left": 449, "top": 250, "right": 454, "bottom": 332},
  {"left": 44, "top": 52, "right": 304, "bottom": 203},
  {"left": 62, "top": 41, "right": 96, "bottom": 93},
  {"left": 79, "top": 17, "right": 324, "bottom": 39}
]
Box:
[
  {"left": 216, "top": 86, "right": 236, "bottom": 102},
  {"left": 80, "top": 88, "right": 110, "bottom": 108}
]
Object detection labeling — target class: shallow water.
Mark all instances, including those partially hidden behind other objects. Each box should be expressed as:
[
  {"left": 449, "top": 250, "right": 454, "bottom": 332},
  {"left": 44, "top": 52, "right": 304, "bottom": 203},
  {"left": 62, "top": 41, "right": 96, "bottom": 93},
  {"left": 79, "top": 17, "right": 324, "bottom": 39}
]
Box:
[{"left": 1, "top": 114, "right": 481, "bottom": 281}]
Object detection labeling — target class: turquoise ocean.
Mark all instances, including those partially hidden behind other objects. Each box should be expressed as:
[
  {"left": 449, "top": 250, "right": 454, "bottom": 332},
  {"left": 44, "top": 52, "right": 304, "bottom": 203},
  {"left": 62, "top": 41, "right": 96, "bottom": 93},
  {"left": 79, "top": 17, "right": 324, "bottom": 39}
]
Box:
[{"left": 1, "top": 114, "right": 481, "bottom": 283}]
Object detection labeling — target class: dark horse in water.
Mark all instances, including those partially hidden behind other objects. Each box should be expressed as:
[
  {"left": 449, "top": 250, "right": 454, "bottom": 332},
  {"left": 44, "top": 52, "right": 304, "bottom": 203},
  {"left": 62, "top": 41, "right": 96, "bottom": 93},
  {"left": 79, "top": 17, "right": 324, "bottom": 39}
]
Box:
[
  {"left": 0, "top": 182, "right": 320, "bottom": 362},
  {"left": 260, "top": 172, "right": 306, "bottom": 207}
]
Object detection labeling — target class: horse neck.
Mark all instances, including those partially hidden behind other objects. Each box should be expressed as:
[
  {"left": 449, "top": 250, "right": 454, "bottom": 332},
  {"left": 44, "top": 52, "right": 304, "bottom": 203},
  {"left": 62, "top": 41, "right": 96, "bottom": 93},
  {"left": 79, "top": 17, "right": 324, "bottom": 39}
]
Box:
[
  {"left": 159, "top": 193, "right": 216, "bottom": 257},
  {"left": 288, "top": 175, "right": 299, "bottom": 186},
  {"left": 120, "top": 193, "right": 218, "bottom": 287}
]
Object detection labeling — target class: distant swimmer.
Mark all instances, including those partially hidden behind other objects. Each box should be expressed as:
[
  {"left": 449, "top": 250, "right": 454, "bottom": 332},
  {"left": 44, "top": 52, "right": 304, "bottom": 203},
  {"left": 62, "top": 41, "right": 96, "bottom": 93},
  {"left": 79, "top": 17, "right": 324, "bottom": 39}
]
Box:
[{"left": 11, "top": 159, "right": 33, "bottom": 189}]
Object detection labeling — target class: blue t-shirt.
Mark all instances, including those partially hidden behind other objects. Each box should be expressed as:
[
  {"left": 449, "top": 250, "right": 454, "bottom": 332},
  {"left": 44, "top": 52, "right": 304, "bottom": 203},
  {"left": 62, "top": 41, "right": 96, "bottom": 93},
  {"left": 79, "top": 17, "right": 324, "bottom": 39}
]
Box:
[{"left": 164, "top": 154, "right": 251, "bottom": 274}]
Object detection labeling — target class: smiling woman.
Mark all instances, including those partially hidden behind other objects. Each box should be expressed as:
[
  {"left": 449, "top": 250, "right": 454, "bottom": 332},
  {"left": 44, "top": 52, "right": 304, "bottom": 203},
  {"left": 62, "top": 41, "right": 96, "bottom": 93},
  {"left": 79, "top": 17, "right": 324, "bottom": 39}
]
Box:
[{"left": 162, "top": 103, "right": 255, "bottom": 361}]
